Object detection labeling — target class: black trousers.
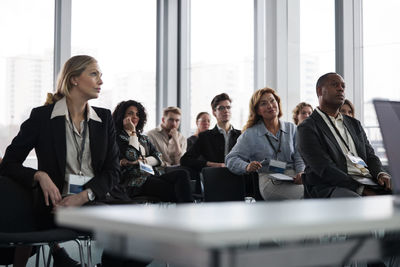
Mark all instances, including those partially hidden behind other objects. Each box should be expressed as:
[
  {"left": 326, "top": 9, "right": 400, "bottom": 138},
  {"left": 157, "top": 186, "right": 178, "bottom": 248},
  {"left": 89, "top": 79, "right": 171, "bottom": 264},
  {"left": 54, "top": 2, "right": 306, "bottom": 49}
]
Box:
[
  {"left": 102, "top": 251, "right": 150, "bottom": 267},
  {"left": 139, "top": 169, "right": 193, "bottom": 203}
]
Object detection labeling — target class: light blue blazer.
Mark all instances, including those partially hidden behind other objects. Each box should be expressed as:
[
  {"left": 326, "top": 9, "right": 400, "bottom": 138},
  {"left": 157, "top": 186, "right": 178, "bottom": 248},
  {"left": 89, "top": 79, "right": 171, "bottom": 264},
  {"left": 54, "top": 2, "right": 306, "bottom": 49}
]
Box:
[{"left": 225, "top": 120, "right": 305, "bottom": 175}]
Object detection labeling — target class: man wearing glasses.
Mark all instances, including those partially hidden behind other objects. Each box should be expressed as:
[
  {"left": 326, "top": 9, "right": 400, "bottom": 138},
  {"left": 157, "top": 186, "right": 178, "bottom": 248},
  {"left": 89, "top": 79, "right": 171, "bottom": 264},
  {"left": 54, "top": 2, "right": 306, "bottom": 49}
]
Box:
[{"left": 181, "top": 93, "right": 241, "bottom": 171}]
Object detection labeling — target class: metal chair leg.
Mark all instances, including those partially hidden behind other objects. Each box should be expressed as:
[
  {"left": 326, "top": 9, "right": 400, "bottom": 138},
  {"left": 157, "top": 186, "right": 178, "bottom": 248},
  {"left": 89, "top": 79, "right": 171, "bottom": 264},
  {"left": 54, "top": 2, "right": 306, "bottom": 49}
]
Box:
[
  {"left": 35, "top": 246, "right": 41, "bottom": 267},
  {"left": 74, "top": 239, "right": 85, "bottom": 267},
  {"left": 41, "top": 245, "right": 47, "bottom": 267},
  {"left": 86, "top": 238, "right": 92, "bottom": 267},
  {"left": 46, "top": 245, "right": 52, "bottom": 267}
]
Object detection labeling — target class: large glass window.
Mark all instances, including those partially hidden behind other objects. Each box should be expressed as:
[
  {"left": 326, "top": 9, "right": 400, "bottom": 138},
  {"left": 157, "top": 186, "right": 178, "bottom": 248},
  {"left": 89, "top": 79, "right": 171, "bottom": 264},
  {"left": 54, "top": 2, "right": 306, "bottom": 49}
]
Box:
[
  {"left": 190, "top": 0, "right": 253, "bottom": 132},
  {"left": 363, "top": 0, "right": 400, "bottom": 164},
  {"left": 300, "top": 0, "right": 335, "bottom": 108},
  {"left": 0, "top": 0, "right": 54, "bottom": 159},
  {"left": 71, "top": 0, "right": 157, "bottom": 131}
]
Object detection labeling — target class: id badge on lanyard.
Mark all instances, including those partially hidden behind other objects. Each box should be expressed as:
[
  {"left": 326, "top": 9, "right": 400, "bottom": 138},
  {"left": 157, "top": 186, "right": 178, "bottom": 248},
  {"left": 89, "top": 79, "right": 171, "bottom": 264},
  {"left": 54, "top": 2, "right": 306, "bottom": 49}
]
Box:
[
  {"left": 67, "top": 174, "right": 93, "bottom": 194},
  {"left": 268, "top": 159, "right": 287, "bottom": 173},
  {"left": 139, "top": 161, "right": 155, "bottom": 175},
  {"left": 346, "top": 152, "right": 369, "bottom": 174}
]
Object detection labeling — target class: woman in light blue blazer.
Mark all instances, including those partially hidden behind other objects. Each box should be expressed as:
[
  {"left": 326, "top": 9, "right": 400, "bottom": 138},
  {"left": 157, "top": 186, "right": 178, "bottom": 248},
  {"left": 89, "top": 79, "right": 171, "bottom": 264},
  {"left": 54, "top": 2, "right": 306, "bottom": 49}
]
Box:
[{"left": 226, "top": 87, "right": 304, "bottom": 200}]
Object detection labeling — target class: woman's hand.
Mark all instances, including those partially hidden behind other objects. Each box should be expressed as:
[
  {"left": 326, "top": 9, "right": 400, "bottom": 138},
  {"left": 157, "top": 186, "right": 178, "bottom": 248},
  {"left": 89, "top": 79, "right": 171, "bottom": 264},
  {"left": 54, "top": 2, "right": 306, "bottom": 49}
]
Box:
[
  {"left": 120, "top": 158, "right": 139, "bottom": 166},
  {"left": 123, "top": 117, "right": 136, "bottom": 135},
  {"left": 293, "top": 172, "right": 303, "bottom": 184},
  {"left": 246, "top": 161, "right": 262, "bottom": 173},
  {"left": 34, "top": 171, "right": 62, "bottom": 206},
  {"left": 138, "top": 157, "right": 148, "bottom": 164},
  {"left": 54, "top": 190, "right": 89, "bottom": 211}
]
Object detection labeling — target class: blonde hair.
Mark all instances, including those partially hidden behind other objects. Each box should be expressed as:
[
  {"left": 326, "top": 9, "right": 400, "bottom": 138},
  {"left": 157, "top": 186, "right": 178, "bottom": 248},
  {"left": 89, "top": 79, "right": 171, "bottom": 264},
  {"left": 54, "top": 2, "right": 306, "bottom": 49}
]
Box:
[
  {"left": 292, "top": 102, "right": 313, "bottom": 125},
  {"left": 342, "top": 99, "right": 355, "bottom": 117},
  {"left": 163, "top": 106, "right": 182, "bottom": 117},
  {"left": 243, "top": 87, "right": 282, "bottom": 132},
  {"left": 45, "top": 55, "right": 97, "bottom": 105}
]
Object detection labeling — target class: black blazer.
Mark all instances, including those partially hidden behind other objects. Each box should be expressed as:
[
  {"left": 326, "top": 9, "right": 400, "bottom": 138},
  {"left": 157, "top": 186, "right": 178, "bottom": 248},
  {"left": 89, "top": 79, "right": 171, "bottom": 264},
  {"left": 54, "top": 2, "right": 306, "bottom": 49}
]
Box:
[
  {"left": 0, "top": 103, "right": 120, "bottom": 205},
  {"left": 180, "top": 125, "right": 241, "bottom": 171},
  {"left": 297, "top": 110, "right": 384, "bottom": 198}
]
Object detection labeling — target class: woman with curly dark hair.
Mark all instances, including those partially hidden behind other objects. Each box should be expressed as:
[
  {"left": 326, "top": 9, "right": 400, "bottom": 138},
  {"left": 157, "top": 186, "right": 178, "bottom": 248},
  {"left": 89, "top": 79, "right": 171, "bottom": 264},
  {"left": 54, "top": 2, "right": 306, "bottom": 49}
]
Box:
[{"left": 112, "top": 100, "right": 192, "bottom": 203}]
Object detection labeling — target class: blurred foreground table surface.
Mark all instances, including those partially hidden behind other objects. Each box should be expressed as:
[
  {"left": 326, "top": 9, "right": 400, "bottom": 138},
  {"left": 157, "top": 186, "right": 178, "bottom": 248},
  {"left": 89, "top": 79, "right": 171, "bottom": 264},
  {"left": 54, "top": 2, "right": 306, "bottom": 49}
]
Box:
[{"left": 57, "top": 195, "right": 400, "bottom": 267}]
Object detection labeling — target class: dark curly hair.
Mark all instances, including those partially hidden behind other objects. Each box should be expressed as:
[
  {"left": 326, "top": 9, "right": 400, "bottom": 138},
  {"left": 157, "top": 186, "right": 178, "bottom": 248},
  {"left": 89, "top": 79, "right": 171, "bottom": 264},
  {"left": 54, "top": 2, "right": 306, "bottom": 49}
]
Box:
[{"left": 112, "top": 100, "right": 147, "bottom": 133}]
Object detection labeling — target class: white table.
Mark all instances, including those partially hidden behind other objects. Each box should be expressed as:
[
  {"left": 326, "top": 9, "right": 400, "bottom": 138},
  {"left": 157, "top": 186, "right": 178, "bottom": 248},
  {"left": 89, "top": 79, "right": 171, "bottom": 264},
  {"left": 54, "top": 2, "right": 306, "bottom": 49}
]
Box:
[{"left": 56, "top": 196, "right": 400, "bottom": 267}]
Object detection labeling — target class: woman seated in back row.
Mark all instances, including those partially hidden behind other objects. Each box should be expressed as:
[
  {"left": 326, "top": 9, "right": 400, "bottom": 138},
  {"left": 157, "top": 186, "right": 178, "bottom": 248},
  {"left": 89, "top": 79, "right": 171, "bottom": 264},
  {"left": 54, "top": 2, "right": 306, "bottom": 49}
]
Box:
[
  {"left": 226, "top": 87, "right": 305, "bottom": 201},
  {"left": 340, "top": 99, "right": 355, "bottom": 118},
  {"left": 292, "top": 102, "right": 313, "bottom": 125},
  {"left": 112, "top": 100, "right": 193, "bottom": 203},
  {"left": 187, "top": 111, "right": 211, "bottom": 150}
]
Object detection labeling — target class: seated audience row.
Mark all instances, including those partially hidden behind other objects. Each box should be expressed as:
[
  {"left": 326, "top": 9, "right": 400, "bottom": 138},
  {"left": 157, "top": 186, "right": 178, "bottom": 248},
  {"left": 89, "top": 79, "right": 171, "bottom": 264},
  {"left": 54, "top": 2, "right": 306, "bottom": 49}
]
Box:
[{"left": 0, "top": 54, "right": 391, "bottom": 267}]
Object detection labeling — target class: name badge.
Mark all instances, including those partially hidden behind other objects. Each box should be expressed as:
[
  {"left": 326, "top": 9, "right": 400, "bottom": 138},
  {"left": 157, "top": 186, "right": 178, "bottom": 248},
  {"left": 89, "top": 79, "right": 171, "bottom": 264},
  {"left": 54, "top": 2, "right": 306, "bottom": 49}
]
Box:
[
  {"left": 67, "top": 174, "right": 93, "bottom": 194},
  {"left": 268, "top": 159, "right": 287, "bottom": 173},
  {"left": 139, "top": 161, "right": 155, "bottom": 175},
  {"left": 346, "top": 153, "right": 367, "bottom": 167}
]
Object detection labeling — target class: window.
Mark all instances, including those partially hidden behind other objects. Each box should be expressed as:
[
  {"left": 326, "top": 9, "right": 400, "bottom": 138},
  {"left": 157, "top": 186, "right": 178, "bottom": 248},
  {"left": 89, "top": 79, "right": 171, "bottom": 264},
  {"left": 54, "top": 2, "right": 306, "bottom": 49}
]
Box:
[
  {"left": 190, "top": 0, "right": 253, "bottom": 132},
  {"left": 300, "top": 0, "right": 335, "bottom": 108},
  {"left": 71, "top": 0, "right": 157, "bottom": 131},
  {"left": 0, "top": 0, "right": 54, "bottom": 158},
  {"left": 362, "top": 0, "right": 400, "bottom": 164}
]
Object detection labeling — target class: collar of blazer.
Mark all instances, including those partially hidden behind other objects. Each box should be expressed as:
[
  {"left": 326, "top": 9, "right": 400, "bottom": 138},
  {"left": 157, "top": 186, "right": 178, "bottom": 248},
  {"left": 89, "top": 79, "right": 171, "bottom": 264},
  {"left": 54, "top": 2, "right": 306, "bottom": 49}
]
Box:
[
  {"left": 311, "top": 111, "right": 347, "bottom": 156},
  {"left": 50, "top": 103, "right": 105, "bottom": 177},
  {"left": 311, "top": 110, "right": 363, "bottom": 159}
]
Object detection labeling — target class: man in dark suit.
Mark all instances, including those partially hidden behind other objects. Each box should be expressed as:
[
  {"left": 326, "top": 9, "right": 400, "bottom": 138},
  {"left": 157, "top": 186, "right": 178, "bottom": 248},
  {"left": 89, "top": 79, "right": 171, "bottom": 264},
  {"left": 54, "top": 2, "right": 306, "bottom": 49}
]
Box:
[
  {"left": 180, "top": 93, "right": 241, "bottom": 172},
  {"left": 297, "top": 72, "right": 391, "bottom": 198}
]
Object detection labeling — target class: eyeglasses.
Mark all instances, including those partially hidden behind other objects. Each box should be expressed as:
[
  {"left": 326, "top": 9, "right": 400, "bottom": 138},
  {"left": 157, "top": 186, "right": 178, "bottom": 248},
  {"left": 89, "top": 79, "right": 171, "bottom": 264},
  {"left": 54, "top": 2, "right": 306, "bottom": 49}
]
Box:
[{"left": 216, "top": 105, "right": 231, "bottom": 111}]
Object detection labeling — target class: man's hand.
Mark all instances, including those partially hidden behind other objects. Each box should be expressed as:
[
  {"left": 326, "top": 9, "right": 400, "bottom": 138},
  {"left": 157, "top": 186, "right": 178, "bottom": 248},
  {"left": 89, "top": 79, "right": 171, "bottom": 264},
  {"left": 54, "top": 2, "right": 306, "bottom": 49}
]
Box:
[
  {"left": 34, "top": 171, "right": 62, "bottom": 206},
  {"left": 169, "top": 128, "right": 179, "bottom": 140},
  {"left": 377, "top": 173, "right": 391, "bottom": 190},
  {"left": 246, "top": 161, "right": 262, "bottom": 173}
]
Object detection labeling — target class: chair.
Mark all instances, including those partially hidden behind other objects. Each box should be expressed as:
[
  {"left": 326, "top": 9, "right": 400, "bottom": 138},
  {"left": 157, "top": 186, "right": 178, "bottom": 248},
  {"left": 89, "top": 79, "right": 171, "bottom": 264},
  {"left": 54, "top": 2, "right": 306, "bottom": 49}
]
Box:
[
  {"left": 201, "top": 167, "right": 246, "bottom": 202},
  {"left": 0, "top": 175, "right": 90, "bottom": 267}
]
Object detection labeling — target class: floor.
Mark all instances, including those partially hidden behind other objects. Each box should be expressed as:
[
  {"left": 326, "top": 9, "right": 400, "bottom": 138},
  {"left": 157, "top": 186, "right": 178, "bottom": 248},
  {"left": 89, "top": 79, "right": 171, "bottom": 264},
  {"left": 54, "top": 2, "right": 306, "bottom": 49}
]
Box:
[{"left": 25, "top": 240, "right": 169, "bottom": 267}]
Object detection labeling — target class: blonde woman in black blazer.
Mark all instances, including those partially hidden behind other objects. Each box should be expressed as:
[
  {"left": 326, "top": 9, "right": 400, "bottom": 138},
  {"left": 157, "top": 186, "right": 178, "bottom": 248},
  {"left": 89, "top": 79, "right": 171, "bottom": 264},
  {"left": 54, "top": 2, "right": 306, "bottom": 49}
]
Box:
[{"left": 0, "top": 55, "right": 120, "bottom": 267}]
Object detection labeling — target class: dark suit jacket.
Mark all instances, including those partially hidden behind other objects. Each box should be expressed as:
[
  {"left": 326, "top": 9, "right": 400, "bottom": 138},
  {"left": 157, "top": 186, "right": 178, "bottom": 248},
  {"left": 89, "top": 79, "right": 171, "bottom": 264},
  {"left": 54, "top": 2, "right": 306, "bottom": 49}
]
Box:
[
  {"left": 297, "top": 110, "right": 384, "bottom": 198},
  {"left": 0, "top": 103, "right": 120, "bottom": 209},
  {"left": 180, "top": 125, "right": 241, "bottom": 171}
]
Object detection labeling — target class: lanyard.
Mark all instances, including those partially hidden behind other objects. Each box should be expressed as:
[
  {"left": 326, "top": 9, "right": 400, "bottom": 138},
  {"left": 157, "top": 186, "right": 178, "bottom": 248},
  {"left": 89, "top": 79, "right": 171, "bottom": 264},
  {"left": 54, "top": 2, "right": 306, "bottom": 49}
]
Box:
[
  {"left": 265, "top": 132, "right": 281, "bottom": 159},
  {"left": 68, "top": 111, "right": 88, "bottom": 176},
  {"left": 319, "top": 109, "right": 352, "bottom": 154}
]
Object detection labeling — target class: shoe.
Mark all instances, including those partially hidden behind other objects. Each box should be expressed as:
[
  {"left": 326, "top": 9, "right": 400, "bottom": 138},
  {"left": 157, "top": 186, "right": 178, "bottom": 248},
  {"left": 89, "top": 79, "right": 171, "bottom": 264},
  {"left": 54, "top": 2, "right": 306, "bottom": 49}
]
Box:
[{"left": 52, "top": 247, "right": 81, "bottom": 267}]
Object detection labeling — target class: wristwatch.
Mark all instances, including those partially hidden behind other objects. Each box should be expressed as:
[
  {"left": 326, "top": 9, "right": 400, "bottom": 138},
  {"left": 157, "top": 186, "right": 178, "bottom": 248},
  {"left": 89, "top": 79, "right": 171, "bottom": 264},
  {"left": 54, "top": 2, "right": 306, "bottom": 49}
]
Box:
[{"left": 87, "top": 188, "right": 95, "bottom": 202}]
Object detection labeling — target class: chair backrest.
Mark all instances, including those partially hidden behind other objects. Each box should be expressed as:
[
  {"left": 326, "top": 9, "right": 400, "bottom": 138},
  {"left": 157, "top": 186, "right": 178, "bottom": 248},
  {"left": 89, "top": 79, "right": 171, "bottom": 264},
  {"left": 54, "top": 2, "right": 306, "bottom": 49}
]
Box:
[
  {"left": 201, "top": 167, "right": 246, "bottom": 202},
  {"left": 0, "top": 176, "right": 35, "bottom": 233},
  {"left": 0, "top": 176, "right": 36, "bottom": 264}
]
